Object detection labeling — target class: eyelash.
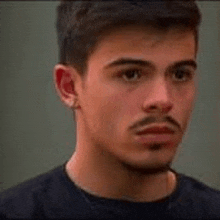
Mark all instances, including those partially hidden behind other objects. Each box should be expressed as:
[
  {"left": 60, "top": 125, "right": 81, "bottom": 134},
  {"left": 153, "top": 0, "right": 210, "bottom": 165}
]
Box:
[
  {"left": 171, "top": 69, "right": 194, "bottom": 82},
  {"left": 120, "top": 69, "right": 142, "bottom": 82},
  {"left": 118, "top": 68, "right": 194, "bottom": 83}
]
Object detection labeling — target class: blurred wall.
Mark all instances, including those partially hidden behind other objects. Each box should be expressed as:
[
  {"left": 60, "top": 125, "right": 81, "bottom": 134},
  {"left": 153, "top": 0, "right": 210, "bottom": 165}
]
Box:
[{"left": 0, "top": 2, "right": 220, "bottom": 192}]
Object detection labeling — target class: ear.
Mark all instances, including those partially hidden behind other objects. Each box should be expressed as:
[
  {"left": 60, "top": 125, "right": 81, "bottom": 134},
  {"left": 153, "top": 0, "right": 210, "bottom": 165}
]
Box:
[{"left": 53, "top": 64, "right": 80, "bottom": 109}]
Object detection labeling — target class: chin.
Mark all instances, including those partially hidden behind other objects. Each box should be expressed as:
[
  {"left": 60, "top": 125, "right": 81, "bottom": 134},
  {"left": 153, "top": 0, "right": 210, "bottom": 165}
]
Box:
[
  {"left": 117, "top": 143, "right": 176, "bottom": 175},
  {"left": 121, "top": 159, "right": 172, "bottom": 175}
]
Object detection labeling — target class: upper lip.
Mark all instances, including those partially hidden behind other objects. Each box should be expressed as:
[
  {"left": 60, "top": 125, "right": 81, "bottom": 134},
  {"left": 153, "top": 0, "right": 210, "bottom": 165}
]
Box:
[{"left": 136, "top": 124, "right": 176, "bottom": 135}]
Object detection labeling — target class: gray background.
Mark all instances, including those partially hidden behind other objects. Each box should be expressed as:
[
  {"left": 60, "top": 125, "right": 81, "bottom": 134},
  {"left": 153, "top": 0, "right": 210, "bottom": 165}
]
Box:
[{"left": 0, "top": 2, "right": 220, "bottom": 192}]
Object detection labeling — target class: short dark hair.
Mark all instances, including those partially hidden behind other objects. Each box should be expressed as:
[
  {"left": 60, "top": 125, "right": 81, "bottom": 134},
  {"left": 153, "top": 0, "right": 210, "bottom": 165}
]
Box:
[{"left": 56, "top": 0, "right": 201, "bottom": 77}]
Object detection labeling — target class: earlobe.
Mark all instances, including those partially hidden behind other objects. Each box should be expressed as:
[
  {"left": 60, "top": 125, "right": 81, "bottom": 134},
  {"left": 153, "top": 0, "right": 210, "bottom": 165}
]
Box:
[
  {"left": 53, "top": 64, "right": 78, "bottom": 109},
  {"left": 71, "top": 98, "right": 79, "bottom": 109}
]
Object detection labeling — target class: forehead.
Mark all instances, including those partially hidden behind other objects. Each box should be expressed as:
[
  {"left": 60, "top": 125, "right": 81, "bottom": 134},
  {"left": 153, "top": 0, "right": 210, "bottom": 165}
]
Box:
[{"left": 88, "top": 25, "right": 196, "bottom": 69}]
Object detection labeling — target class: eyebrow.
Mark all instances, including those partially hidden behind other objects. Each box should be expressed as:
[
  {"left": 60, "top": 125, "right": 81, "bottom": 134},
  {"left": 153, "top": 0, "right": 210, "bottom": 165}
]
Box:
[
  {"left": 104, "top": 58, "right": 197, "bottom": 70},
  {"left": 104, "top": 58, "right": 154, "bottom": 70},
  {"left": 171, "top": 60, "right": 197, "bottom": 70}
]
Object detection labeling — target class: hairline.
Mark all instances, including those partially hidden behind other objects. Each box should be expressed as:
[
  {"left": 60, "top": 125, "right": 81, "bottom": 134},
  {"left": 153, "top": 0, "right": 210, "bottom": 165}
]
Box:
[{"left": 70, "top": 24, "right": 198, "bottom": 80}]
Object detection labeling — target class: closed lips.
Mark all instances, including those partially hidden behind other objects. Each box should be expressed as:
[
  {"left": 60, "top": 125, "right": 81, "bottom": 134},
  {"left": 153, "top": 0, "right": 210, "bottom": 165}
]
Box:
[{"left": 136, "top": 126, "right": 175, "bottom": 135}]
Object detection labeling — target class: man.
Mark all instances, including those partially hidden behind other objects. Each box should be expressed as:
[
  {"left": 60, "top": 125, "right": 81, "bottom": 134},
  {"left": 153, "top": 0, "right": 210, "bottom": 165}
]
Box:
[{"left": 1, "top": 0, "right": 220, "bottom": 219}]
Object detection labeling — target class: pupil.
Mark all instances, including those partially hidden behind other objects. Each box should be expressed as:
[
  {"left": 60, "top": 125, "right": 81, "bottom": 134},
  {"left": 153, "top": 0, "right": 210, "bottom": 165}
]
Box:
[
  {"left": 176, "top": 70, "right": 184, "bottom": 79},
  {"left": 127, "top": 71, "right": 136, "bottom": 78}
]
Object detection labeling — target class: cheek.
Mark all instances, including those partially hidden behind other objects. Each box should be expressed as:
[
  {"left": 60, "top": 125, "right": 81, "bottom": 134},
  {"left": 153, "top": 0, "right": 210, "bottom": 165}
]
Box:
[
  {"left": 177, "top": 86, "right": 195, "bottom": 131},
  {"left": 85, "top": 89, "right": 123, "bottom": 129},
  {"left": 96, "top": 92, "right": 135, "bottom": 133}
]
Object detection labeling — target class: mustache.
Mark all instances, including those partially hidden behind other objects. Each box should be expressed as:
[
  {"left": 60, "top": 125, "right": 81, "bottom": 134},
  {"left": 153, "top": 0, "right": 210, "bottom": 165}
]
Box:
[{"left": 130, "top": 115, "right": 181, "bottom": 132}]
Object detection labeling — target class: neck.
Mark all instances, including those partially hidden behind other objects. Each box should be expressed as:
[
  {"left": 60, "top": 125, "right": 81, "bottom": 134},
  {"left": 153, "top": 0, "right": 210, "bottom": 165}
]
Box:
[{"left": 65, "top": 146, "right": 177, "bottom": 202}]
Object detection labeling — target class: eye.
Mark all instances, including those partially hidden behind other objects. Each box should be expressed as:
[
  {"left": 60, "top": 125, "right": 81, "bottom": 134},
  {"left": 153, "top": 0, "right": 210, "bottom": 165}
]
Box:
[
  {"left": 120, "top": 69, "right": 142, "bottom": 82},
  {"left": 172, "top": 68, "right": 194, "bottom": 82}
]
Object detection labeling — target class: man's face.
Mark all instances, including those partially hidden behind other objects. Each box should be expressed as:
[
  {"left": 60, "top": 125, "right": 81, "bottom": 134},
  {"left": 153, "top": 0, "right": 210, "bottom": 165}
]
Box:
[{"left": 75, "top": 25, "right": 197, "bottom": 172}]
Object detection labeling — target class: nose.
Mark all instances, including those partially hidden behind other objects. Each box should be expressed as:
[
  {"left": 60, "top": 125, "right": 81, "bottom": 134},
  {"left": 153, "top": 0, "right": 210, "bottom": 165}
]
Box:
[{"left": 142, "top": 79, "right": 173, "bottom": 114}]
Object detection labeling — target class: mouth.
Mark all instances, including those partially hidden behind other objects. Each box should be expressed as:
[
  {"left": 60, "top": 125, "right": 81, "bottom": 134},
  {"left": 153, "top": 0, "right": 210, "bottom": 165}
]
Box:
[
  {"left": 135, "top": 124, "right": 176, "bottom": 144},
  {"left": 136, "top": 124, "right": 175, "bottom": 134}
]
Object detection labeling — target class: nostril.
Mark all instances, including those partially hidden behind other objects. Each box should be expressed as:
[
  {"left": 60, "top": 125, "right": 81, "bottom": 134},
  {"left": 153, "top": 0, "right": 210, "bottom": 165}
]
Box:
[
  {"left": 144, "top": 102, "right": 173, "bottom": 114},
  {"left": 149, "top": 106, "right": 157, "bottom": 110}
]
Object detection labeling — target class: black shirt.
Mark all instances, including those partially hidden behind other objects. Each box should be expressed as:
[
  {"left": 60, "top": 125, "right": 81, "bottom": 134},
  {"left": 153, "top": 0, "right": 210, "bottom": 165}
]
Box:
[{"left": 1, "top": 162, "right": 220, "bottom": 219}]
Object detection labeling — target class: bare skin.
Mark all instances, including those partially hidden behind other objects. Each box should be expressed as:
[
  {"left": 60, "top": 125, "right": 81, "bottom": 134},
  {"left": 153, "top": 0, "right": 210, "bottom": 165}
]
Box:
[{"left": 54, "top": 25, "right": 197, "bottom": 202}]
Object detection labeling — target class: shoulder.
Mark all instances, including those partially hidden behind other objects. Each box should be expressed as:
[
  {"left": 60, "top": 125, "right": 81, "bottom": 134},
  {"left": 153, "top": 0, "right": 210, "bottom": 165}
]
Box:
[
  {"left": 0, "top": 165, "right": 66, "bottom": 218},
  {"left": 179, "top": 173, "right": 220, "bottom": 200},
  {"left": 171, "top": 172, "right": 220, "bottom": 218},
  {"left": 0, "top": 164, "right": 93, "bottom": 219}
]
